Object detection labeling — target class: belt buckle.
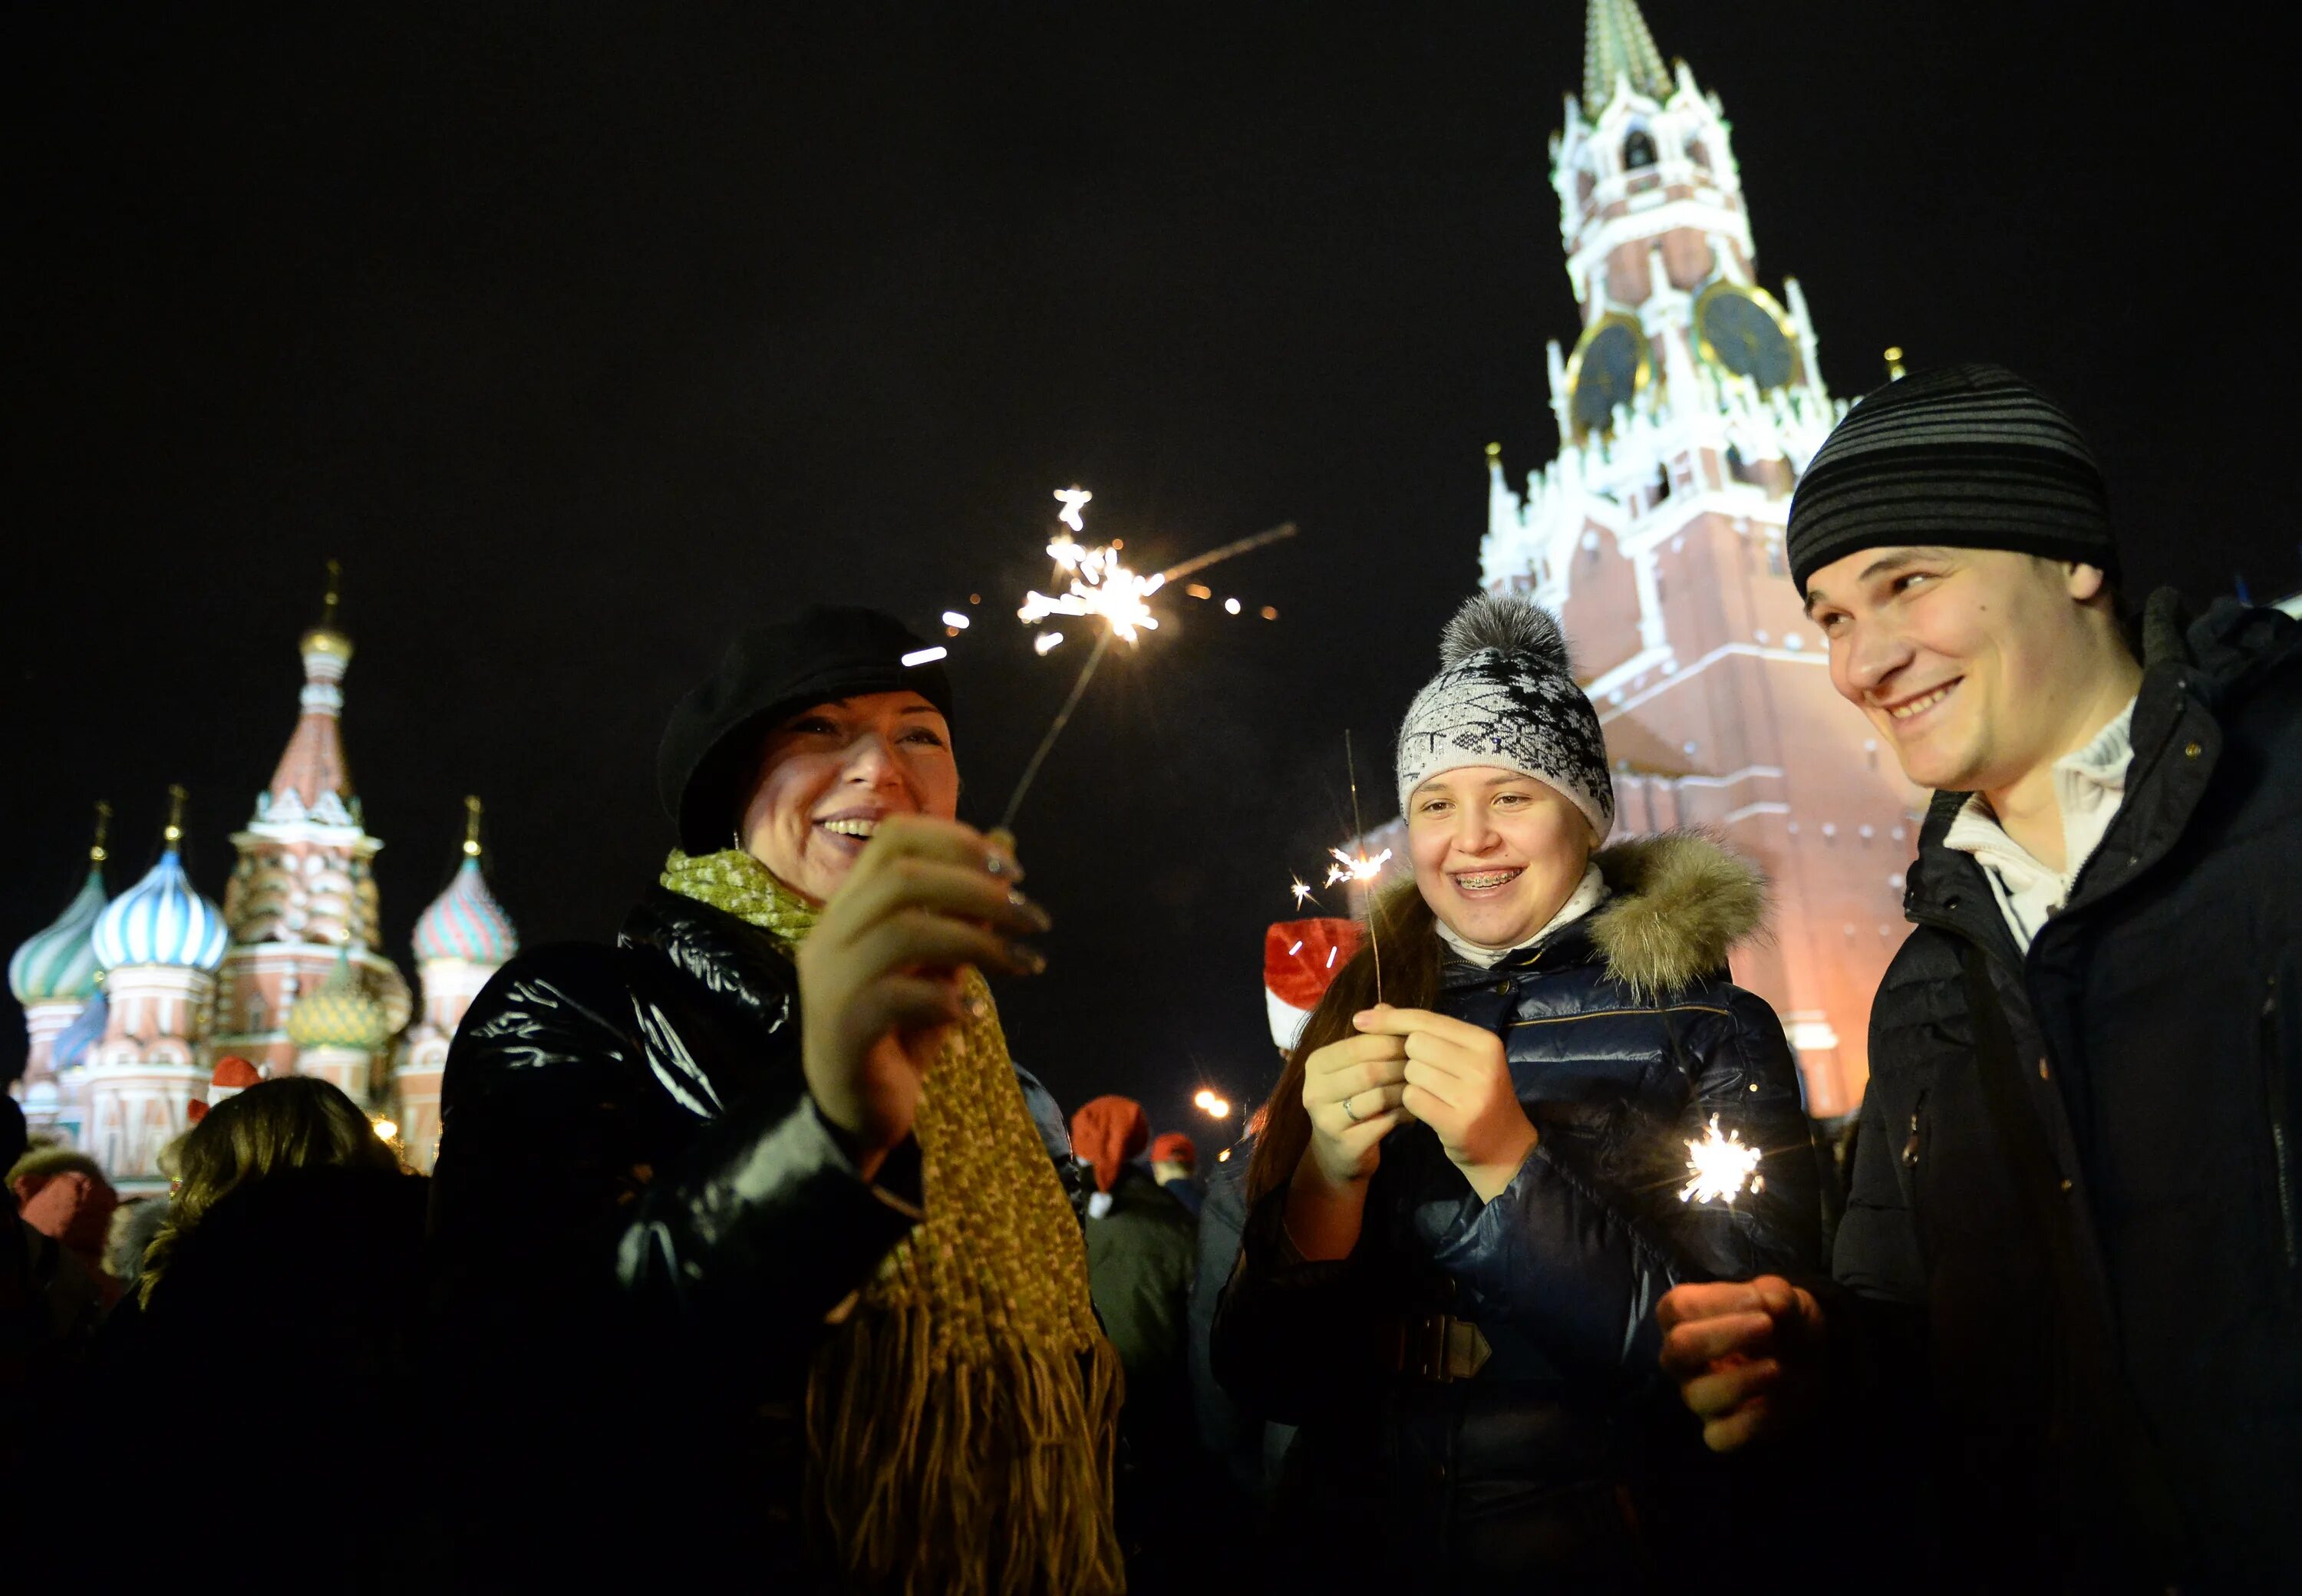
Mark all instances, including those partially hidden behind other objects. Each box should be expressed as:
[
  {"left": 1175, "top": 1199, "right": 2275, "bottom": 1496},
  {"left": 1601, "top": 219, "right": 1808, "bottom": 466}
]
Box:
[{"left": 1393, "top": 1312, "right": 1492, "bottom": 1383}]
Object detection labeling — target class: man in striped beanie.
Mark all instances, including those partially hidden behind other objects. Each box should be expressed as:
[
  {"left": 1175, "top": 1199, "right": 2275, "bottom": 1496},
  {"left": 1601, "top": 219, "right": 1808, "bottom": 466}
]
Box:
[{"left": 1658, "top": 362, "right": 2302, "bottom": 1585}]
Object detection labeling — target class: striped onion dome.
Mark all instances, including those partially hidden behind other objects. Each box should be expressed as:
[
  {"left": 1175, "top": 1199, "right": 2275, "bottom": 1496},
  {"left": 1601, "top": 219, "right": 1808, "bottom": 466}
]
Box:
[
  {"left": 91, "top": 849, "right": 228, "bottom": 972},
  {"left": 50, "top": 990, "right": 108, "bottom": 1071},
  {"left": 8, "top": 865, "right": 108, "bottom": 1003},
  {"left": 413, "top": 857, "right": 519, "bottom": 965},
  {"left": 287, "top": 949, "right": 391, "bottom": 1051}
]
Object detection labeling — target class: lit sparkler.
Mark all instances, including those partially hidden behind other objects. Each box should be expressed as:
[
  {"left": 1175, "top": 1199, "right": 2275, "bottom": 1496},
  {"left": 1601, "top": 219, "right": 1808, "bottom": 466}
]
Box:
[
  {"left": 1678, "top": 1114, "right": 1766, "bottom": 1205},
  {"left": 1290, "top": 877, "right": 1317, "bottom": 908},
  {"left": 1324, "top": 846, "right": 1392, "bottom": 890},
  {"left": 994, "top": 490, "right": 1299, "bottom": 829}
]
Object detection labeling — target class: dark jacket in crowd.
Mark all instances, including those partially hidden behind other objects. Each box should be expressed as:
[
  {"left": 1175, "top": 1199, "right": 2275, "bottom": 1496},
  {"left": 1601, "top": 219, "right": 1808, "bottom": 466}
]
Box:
[
  {"left": 1831, "top": 592, "right": 2302, "bottom": 1588},
  {"left": 427, "top": 885, "right": 1075, "bottom": 1583},
  {"left": 1214, "top": 833, "right": 1820, "bottom": 1591},
  {"left": 1084, "top": 1163, "right": 1196, "bottom": 1391}
]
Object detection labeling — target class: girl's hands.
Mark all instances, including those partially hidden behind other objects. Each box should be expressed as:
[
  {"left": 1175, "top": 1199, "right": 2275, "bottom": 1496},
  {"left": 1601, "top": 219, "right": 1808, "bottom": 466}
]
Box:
[
  {"left": 1297, "top": 1030, "right": 1413, "bottom": 1188},
  {"left": 1354, "top": 1004, "right": 1537, "bottom": 1202}
]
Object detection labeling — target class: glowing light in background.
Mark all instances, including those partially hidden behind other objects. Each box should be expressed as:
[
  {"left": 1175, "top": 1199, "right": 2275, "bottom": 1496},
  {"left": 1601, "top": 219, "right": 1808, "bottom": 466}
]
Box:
[
  {"left": 1192, "top": 1089, "right": 1232, "bottom": 1119},
  {"left": 1223, "top": 597, "right": 1242, "bottom": 615},
  {"left": 942, "top": 611, "right": 971, "bottom": 629},
  {"left": 901, "top": 646, "right": 949, "bottom": 668},
  {"left": 1679, "top": 1115, "right": 1766, "bottom": 1205},
  {"left": 1034, "top": 631, "right": 1065, "bottom": 655},
  {"left": 371, "top": 1116, "right": 399, "bottom": 1143}
]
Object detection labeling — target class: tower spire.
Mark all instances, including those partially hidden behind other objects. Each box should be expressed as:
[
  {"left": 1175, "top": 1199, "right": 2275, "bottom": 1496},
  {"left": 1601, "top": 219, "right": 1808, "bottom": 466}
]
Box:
[
  {"left": 90, "top": 800, "right": 112, "bottom": 865},
  {"left": 259, "top": 561, "right": 358, "bottom": 823},
  {"left": 462, "top": 794, "right": 484, "bottom": 859},
  {"left": 1584, "top": 0, "right": 1672, "bottom": 113},
  {"left": 162, "top": 783, "right": 186, "bottom": 849}
]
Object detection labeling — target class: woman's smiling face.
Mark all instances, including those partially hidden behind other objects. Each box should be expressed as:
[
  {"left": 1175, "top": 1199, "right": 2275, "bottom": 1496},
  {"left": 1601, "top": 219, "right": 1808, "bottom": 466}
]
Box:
[
  {"left": 737, "top": 691, "right": 958, "bottom": 905},
  {"left": 1406, "top": 766, "right": 1595, "bottom": 950}
]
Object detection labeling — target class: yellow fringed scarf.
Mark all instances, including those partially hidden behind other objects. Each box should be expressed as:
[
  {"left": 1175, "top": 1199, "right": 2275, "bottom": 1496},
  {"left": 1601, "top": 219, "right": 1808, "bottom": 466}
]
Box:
[{"left": 661, "top": 849, "right": 1125, "bottom": 1596}]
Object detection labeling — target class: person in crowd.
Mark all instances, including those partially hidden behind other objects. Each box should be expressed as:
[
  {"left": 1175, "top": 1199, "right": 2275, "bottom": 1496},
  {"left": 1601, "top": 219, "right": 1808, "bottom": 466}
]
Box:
[
  {"left": 1657, "top": 364, "right": 2302, "bottom": 1588},
  {"left": 1073, "top": 1093, "right": 1198, "bottom": 1588},
  {"left": 1215, "top": 593, "right": 1819, "bottom": 1588},
  {"left": 1186, "top": 922, "right": 1358, "bottom": 1567},
  {"left": 26, "top": 1075, "right": 426, "bottom": 1584},
  {"left": 103, "top": 1195, "right": 167, "bottom": 1294},
  {"left": 8, "top": 1147, "right": 120, "bottom": 1309},
  {"left": 1149, "top": 1131, "right": 1202, "bottom": 1216},
  {"left": 2, "top": 1097, "right": 105, "bottom": 1496},
  {"left": 428, "top": 606, "right": 1120, "bottom": 1594}
]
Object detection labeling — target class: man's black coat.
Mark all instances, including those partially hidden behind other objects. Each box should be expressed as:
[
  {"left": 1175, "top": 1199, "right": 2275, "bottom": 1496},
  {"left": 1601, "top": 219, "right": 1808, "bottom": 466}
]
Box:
[{"left": 1833, "top": 591, "right": 2302, "bottom": 1588}]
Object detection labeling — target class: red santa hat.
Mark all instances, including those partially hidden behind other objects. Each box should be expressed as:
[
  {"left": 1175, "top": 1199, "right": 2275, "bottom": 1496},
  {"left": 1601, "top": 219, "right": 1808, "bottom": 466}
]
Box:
[
  {"left": 1149, "top": 1132, "right": 1196, "bottom": 1169},
  {"left": 1265, "top": 918, "right": 1364, "bottom": 1051},
  {"left": 201, "top": 1056, "right": 262, "bottom": 1119}
]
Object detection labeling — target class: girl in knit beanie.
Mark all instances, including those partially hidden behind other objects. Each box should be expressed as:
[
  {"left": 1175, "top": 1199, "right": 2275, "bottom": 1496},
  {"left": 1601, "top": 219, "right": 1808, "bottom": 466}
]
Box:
[{"left": 1221, "top": 592, "right": 1820, "bottom": 1587}]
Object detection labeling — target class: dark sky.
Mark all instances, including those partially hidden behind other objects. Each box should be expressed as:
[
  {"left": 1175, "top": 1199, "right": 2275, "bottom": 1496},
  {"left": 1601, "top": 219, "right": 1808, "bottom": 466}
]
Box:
[{"left": 6, "top": 3, "right": 2295, "bottom": 1131}]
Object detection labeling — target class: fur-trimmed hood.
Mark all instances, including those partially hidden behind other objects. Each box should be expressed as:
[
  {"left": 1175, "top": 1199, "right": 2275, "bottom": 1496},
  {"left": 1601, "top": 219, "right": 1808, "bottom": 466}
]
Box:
[{"left": 1585, "top": 830, "right": 1769, "bottom": 1000}]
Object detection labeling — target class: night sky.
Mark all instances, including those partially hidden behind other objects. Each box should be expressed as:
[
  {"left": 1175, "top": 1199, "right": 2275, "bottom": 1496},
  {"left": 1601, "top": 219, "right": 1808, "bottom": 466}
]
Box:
[{"left": 7, "top": 4, "right": 2295, "bottom": 1133}]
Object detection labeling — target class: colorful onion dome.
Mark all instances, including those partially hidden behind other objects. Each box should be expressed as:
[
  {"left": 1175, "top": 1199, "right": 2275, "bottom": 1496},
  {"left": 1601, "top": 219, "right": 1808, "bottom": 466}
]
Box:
[
  {"left": 414, "top": 862, "right": 519, "bottom": 965},
  {"left": 286, "top": 949, "right": 391, "bottom": 1051},
  {"left": 50, "top": 991, "right": 107, "bottom": 1072},
  {"left": 413, "top": 796, "right": 518, "bottom": 965},
  {"left": 90, "top": 791, "right": 227, "bottom": 973},
  {"left": 10, "top": 866, "right": 107, "bottom": 1004},
  {"left": 9, "top": 804, "right": 114, "bottom": 1004}
]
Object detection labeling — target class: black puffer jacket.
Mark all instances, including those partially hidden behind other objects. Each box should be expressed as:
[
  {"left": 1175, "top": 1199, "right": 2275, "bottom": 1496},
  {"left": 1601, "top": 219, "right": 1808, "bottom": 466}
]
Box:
[
  {"left": 1212, "top": 833, "right": 1819, "bottom": 1591},
  {"left": 1831, "top": 592, "right": 2302, "bottom": 1589},
  {"left": 426, "top": 885, "right": 1076, "bottom": 1584}
]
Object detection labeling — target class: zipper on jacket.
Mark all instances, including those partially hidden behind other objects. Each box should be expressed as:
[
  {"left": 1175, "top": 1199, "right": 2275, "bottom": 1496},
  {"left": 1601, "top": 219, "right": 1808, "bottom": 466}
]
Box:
[{"left": 2266, "top": 974, "right": 2297, "bottom": 1278}]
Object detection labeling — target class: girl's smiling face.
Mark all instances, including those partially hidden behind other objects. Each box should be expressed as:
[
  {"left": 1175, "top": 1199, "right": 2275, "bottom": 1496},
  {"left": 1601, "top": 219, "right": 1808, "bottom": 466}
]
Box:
[{"left": 1406, "top": 766, "right": 1595, "bottom": 950}]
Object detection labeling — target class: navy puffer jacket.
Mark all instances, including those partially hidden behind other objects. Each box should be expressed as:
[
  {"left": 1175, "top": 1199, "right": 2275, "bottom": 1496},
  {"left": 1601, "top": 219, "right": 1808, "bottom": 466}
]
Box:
[{"left": 1212, "top": 831, "right": 1819, "bottom": 1589}]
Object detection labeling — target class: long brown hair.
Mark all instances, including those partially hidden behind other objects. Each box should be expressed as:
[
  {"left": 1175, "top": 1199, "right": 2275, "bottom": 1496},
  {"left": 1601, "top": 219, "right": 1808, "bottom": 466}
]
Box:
[
  {"left": 140, "top": 1076, "right": 401, "bottom": 1307},
  {"left": 1245, "top": 879, "right": 1445, "bottom": 1205}
]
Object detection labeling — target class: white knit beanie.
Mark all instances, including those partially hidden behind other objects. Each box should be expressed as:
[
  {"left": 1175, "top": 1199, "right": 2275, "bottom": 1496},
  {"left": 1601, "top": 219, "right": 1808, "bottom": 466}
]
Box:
[{"left": 1394, "top": 594, "right": 1614, "bottom": 842}]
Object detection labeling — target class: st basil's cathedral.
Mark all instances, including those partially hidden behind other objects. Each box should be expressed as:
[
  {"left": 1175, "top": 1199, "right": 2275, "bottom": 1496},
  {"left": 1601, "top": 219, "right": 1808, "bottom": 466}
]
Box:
[{"left": 7, "top": 572, "right": 516, "bottom": 1187}]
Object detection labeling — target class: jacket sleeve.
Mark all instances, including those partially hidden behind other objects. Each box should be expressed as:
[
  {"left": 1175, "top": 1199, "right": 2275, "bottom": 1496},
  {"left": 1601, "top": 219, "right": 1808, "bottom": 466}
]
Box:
[
  {"left": 1432, "top": 992, "right": 1823, "bottom": 1373},
  {"left": 1209, "top": 1183, "right": 1381, "bottom": 1426},
  {"left": 428, "top": 944, "right": 922, "bottom": 1383}
]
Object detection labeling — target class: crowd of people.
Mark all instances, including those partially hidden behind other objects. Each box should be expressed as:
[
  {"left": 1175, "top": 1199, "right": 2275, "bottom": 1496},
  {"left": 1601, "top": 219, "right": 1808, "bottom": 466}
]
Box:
[{"left": 6, "top": 364, "right": 2299, "bottom": 1591}]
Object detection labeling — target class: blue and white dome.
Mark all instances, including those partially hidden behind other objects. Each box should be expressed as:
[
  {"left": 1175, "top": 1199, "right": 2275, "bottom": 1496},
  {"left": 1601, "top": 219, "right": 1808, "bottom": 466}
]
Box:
[
  {"left": 91, "top": 849, "right": 228, "bottom": 972},
  {"left": 413, "top": 857, "right": 519, "bottom": 965},
  {"left": 8, "top": 865, "right": 107, "bottom": 1004}
]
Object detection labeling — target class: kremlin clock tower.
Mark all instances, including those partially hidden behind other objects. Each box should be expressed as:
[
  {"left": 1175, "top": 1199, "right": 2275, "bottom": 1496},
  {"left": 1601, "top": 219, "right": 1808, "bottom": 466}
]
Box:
[{"left": 1479, "top": 0, "right": 1921, "bottom": 1117}]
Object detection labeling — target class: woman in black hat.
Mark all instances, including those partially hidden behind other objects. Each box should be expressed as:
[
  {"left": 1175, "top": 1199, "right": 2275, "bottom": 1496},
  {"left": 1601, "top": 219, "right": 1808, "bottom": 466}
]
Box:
[{"left": 428, "top": 607, "right": 1124, "bottom": 1594}]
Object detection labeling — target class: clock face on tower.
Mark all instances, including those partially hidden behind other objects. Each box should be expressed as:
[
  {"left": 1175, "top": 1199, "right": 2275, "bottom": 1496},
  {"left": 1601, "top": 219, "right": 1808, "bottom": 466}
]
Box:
[
  {"left": 1565, "top": 312, "right": 1651, "bottom": 437},
  {"left": 1694, "top": 282, "right": 1797, "bottom": 391}
]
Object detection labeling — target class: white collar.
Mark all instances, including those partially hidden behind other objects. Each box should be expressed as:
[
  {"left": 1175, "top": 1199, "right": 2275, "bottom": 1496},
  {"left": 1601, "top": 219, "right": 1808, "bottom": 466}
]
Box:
[{"left": 1434, "top": 861, "right": 1608, "bottom": 968}]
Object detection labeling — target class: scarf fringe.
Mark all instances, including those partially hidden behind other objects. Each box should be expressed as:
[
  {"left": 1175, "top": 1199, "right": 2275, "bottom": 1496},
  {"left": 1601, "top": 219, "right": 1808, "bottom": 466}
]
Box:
[{"left": 806, "top": 1298, "right": 1126, "bottom": 1595}]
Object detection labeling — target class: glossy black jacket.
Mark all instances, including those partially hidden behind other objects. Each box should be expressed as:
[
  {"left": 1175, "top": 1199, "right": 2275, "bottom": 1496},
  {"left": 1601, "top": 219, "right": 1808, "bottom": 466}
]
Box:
[
  {"left": 1212, "top": 833, "right": 1820, "bottom": 1590},
  {"left": 425, "top": 885, "right": 1074, "bottom": 1581},
  {"left": 1830, "top": 592, "right": 2302, "bottom": 1588}
]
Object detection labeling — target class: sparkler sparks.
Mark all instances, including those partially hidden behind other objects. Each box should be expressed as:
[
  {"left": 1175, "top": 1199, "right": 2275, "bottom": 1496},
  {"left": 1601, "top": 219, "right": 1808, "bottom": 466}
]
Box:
[
  {"left": 994, "top": 488, "right": 1300, "bottom": 829},
  {"left": 1678, "top": 1115, "right": 1766, "bottom": 1205},
  {"left": 1290, "top": 878, "right": 1316, "bottom": 908},
  {"left": 1324, "top": 846, "right": 1392, "bottom": 889}
]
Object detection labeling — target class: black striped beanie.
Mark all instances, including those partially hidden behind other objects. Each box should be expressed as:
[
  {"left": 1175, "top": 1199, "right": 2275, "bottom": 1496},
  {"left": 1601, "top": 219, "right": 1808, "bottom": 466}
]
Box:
[{"left": 1786, "top": 364, "right": 2117, "bottom": 598}]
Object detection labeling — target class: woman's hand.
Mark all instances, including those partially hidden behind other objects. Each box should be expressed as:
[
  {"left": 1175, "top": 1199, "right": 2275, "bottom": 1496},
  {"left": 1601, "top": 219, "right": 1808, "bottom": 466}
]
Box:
[
  {"left": 793, "top": 815, "right": 1049, "bottom": 1176},
  {"left": 1298, "top": 1030, "right": 1414, "bottom": 1189},
  {"left": 1355, "top": 1005, "right": 1537, "bottom": 1202}
]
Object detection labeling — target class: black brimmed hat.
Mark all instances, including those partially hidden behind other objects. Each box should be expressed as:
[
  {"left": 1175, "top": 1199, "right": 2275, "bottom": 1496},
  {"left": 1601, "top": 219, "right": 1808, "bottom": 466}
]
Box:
[{"left": 658, "top": 607, "right": 955, "bottom": 852}]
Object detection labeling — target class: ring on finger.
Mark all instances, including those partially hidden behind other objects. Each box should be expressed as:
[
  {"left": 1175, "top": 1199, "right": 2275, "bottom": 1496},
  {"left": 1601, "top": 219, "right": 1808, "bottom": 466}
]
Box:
[{"left": 1341, "top": 1090, "right": 1362, "bottom": 1123}]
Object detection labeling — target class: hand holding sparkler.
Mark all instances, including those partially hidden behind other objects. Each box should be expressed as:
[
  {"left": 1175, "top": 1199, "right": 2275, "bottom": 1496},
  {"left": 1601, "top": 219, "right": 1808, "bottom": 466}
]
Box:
[
  {"left": 794, "top": 815, "right": 1050, "bottom": 1176},
  {"left": 1657, "top": 1274, "right": 1828, "bottom": 1453}
]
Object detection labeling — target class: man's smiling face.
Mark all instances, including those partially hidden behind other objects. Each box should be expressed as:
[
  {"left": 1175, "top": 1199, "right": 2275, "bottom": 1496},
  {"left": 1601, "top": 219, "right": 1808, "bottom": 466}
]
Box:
[{"left": 1803, "top": 545, "right": 2111, "bottom": 794}]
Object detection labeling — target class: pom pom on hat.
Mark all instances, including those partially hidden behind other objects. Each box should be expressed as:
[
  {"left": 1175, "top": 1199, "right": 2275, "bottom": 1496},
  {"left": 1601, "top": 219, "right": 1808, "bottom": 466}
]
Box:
[
  {"left": 1440, "top": 592, "right": 1573, "bottom": 672},
  {"left": 1265, "top": 918, "right": 1364, "bottom": 1050}
]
